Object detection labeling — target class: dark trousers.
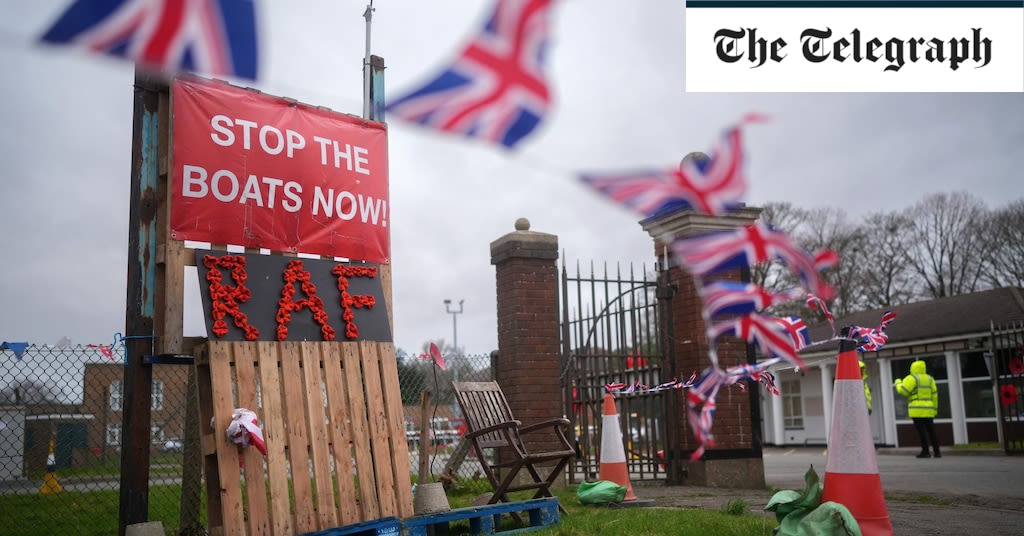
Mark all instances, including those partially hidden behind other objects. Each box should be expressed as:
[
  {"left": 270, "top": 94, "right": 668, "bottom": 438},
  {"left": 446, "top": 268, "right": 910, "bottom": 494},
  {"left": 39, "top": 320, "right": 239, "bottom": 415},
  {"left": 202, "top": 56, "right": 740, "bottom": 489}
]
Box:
[{"left": 912, "top": 417, "right": 940, "bottom": 455}]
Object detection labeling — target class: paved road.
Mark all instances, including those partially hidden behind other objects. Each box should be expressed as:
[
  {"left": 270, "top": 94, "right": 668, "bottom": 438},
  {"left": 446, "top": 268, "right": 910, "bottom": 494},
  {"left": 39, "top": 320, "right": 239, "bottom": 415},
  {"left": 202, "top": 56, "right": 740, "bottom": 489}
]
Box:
[
  {"left": 635, "top": 447, "right": 1024, "bottom": 536},
  {"left": 764, "top": 447, "right": 1024, "bottom": 499}
]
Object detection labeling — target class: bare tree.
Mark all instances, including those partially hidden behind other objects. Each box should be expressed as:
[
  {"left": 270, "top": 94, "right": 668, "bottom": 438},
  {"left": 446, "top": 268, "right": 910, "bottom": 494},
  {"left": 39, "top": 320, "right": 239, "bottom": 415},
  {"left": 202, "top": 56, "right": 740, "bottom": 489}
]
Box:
[
  {"left": 790, "top": 207, "right": 863, "bottom": 317},
  {"left": 0, "top": 379, "right": 62, "bottom": 405},
  {"left": 982, "top": 199, "right": 1024, "bottom": 288},
  {"left": 905, "top": 191, "right": 991, "bottom": 298},
  {"left": 854, "top": 212, "right": 920, "bottom": 309},
  {"left": 754, "top": 204, "right": 863, "bottom": 318},
  {"left": 751, "top": 202, "right": 809, "bottom": 294}
]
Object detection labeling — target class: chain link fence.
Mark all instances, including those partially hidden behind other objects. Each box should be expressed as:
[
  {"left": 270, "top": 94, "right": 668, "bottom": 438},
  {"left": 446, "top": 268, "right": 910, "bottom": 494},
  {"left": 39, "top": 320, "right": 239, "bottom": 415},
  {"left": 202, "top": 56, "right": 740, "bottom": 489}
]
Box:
[
  {"left": 396, "top": 352, "right": 496, "bottom": 496},
  {"left": 0, "top": 345, "right": 495, "bottom": 535},
  {"left": 0, "top": 344, "right": 191, "bottom": 535}
]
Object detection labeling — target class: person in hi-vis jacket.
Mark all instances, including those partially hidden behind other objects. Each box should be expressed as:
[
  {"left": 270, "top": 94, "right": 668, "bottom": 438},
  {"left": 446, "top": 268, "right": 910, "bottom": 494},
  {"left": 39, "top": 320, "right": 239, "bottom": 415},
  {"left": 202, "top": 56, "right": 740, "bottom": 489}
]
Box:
[
  {"left": 895, "top": 360, "right": 941, "bottom": 458},
  {"left": 860, "top": 360, "right": 872, "bottom": 415}
]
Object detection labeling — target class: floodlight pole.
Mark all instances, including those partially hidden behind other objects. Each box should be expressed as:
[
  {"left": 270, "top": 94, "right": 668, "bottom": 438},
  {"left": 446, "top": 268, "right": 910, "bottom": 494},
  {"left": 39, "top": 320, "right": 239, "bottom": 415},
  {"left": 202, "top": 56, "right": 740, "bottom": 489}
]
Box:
[
  {"left": 444, "top": 299, "right": 465, "bottom": 418},
  {"left": 444, "top": 299, "right": 464, "bottom": 358}
]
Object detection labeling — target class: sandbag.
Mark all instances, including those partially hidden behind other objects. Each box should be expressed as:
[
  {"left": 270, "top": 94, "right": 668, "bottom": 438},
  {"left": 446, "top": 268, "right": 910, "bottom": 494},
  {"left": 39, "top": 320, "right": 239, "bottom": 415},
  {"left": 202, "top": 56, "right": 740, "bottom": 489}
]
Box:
[
  {"left": 577, "top": 480, "right": 627, "bottom": 505},
  {"left": 765, "top": 465, "right": 861, "bottom": 536}
]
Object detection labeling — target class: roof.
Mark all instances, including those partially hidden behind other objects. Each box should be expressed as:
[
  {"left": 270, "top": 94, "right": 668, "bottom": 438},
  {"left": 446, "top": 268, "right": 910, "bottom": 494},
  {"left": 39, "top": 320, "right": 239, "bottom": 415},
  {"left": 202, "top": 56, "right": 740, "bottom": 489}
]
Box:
[{"left": 807, "top": 286, "right": 1024, "bottom": 349}]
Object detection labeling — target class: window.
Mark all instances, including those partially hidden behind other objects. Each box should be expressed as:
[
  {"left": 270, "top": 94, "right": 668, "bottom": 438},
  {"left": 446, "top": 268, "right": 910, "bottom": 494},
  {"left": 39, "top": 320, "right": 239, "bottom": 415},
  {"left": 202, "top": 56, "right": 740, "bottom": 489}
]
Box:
[
  {"left": 151, "top": 380, "right": 164, "bottom": 411},
  {"left": 892, "top": 355, "right": 947, "bottom": 381},
  {"left": 109, "top": 381, "right": 123, "bottom": 411},
  {"left": 106, "top": 424, "right": 121, "bottom": 446},
  {"left": 891, "top": 357, "right": 951, "bottom": 420},
  {"left": 109, "top": 380, "right": 165, "bottom": 411},
  {"left": 959, "top": 351, "right": 991, "bottom": 379},
  {"left": 962, "top": 381, "right": 996, "bottom": 418},
  {"left": 960, "top": 351, "right": 996, "bottom": 418},
  {"left": 151, "top": 423, "right": 165, "bottom": 444},
  {"left": 782, "top": 379, "right": 803, "bottom": 429}
]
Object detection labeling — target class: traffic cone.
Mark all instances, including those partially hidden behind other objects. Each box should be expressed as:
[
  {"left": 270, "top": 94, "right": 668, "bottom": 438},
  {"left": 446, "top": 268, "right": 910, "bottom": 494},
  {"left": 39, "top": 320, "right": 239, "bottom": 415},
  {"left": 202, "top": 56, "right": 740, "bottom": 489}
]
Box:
[
  {"left": 39, "top": 439, "right": 63, "bottom": 495},
  {"left": 599, "top": 393, "right": 637, "bottom": 501},
  {"left": 821, "top": 346, "right": 892, "bottom": 535}
]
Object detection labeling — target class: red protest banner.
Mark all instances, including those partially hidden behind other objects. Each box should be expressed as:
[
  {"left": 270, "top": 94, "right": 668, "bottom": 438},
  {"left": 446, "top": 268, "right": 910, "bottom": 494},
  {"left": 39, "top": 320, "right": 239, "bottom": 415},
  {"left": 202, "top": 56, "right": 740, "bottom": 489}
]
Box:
[{"left": 171, "top": 77, "right": 390, "bottom": 262}]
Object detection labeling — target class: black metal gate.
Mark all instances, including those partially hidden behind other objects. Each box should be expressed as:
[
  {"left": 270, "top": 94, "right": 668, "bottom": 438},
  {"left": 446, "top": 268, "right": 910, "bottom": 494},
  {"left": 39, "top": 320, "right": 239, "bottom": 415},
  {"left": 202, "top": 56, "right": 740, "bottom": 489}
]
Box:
[
  {"left": 991, "top": 320, "right": 1024, "bottom": 454},
  {"left": 559, "top": 258, "right": 677, "bottom": 483}
]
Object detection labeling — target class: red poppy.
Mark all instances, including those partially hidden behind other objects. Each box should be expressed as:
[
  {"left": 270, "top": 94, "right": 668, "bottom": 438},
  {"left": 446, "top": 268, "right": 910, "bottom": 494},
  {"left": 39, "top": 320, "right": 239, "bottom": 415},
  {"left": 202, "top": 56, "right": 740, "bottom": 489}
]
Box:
[
  {"left": 1001, "top": 384, "right": 1018, "bottom": 407},
  {"left": 204, "top": 255, "right": 259, "bottom": 340},
  {"left": 1010, "top": 356, "right": 1024, "bottom": 376}
]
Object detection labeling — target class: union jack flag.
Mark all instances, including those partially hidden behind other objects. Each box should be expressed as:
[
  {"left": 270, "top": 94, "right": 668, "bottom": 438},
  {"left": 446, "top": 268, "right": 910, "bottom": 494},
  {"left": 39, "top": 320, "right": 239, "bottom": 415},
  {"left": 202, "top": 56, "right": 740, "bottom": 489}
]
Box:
[
  {"left": 671, "top": 221, "right": 838, "bottom": 300},
  {"left": 40, "top": 0, "right": 259, "bottom": 80},
  {"left": 87, "top": 344, "right": 116, "bottom": 360},
  {"left": 686, "top": 366, "right": 726, "bottom": 460},
  {"left": 699, "top": 281, "right": 802, "bottom": 319},
  {"left": 724, "top": 360, "right": 781, "bottom": 396},
  {"left": 419, "top": 342, "right": 447, "bottom": 370},
  {"left": 708, "top": 313, "right": 809, "bottom": 370},
  {"left": 578, "top": 115, "right": 767, "bottom": 217},
  {"left": 385, "top": 0, "right": 554, "bottom": 148},
  {"left": 775, "top": 316, "right": 810, "bottom": 352},
  {"left": 805, "top": 292, "right": 836, "bottom": 338},
  {"left": 847, "top": 310, "right": 897, "bottom": 352},
  {"left": 0, "top": 342, "right": 29, "bottom": 360}
]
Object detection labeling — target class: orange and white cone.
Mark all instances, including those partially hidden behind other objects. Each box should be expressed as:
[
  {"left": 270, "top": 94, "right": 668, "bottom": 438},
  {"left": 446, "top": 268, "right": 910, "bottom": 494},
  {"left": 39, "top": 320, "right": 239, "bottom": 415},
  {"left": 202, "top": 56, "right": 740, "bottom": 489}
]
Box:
[
  {"left": 599, "top": 393, "right": 637, "bottom": 501},
  {"left": 821, "top": 346, "right": 892, "bottom": 535}
]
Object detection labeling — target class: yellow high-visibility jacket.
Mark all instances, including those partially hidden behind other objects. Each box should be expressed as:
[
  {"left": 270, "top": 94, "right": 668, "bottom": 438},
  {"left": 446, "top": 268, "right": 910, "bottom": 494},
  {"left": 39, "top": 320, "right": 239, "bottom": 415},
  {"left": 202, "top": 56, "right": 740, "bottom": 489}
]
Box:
[
  {"left": 860, "top": 361, "right": 872, "bottom": 411},
  {"left": 895, "top": 360, "right": 938, "bottom": 418}
]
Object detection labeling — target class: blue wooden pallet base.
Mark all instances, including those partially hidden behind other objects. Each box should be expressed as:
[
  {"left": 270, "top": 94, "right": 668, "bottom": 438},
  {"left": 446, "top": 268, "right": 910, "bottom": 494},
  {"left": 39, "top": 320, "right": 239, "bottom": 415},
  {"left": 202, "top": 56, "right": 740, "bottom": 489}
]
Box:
[
  {"left": 402, "top": 498, "right": 560, "bottom": 535},
  {"left": 302, "top": 516, "right": 401, "bottom": 536}
]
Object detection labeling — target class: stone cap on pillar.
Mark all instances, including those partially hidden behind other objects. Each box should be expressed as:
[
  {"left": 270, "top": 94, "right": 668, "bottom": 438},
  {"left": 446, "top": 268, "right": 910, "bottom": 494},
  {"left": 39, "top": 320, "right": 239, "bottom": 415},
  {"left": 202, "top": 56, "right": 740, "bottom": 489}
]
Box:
[
  {"left": 490, "top": 218, "right": 558, "bottom": 265},
  {"left": 640, "top": 205, "right": 763, "bottom": 241}
]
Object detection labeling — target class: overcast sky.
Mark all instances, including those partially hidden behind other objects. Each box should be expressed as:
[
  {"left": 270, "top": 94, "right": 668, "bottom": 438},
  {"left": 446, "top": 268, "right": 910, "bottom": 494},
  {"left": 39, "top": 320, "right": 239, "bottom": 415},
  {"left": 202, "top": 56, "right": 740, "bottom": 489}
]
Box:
[{"left": 0, "top": 1, "right": 1021, "bottom": 357}]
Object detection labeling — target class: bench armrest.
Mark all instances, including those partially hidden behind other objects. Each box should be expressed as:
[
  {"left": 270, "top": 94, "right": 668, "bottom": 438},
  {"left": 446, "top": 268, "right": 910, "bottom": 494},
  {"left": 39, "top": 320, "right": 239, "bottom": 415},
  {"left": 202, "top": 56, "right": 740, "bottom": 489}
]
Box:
[
  {"left": 464, "top": 420, "right": 522, "bottom": 439},
  {"left": 519, "top": 418, "right": 570, "bottom": 435}
]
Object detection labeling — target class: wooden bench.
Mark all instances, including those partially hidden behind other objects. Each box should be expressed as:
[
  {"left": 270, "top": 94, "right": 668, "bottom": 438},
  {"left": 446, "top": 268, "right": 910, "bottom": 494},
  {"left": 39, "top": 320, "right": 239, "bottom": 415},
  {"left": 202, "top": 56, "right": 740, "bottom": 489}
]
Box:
[
  {"left": 401, "top": 498, "right": 560, "bottom": 535},
  {"left": 452, "top": 382, "right": 575, "bottom": 515}
]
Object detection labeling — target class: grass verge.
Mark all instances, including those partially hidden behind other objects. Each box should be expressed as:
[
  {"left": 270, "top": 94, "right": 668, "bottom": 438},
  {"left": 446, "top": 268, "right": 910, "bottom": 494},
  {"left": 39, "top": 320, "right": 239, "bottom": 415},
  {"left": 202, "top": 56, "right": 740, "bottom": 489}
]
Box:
[
  {"left": 1, "top": 480, "right": 774, "bottom": 536},
  {"left": 443, "top": 485, "right": 776, "bottom": 536}
]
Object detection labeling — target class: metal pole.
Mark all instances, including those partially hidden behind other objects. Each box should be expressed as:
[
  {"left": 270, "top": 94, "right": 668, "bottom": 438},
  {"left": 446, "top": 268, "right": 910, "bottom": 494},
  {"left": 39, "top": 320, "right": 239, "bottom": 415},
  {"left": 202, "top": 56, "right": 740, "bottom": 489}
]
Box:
[
  {"left": 445, "top": 299, "right": 464, "bottom": 419},
  {"left": 362, "top": 1, "right": 374, "bottom": 119},
  {"left": 444, "top": 299, "right": 464, "bottom": 356}
]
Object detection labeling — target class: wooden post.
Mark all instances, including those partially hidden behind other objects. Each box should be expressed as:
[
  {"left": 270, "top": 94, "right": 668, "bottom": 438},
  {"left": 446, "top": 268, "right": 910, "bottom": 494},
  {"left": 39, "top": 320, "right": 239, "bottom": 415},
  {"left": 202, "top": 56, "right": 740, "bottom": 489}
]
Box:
[
  {"left": 418, "top": 390, "right": 432, "bottom": 484},
  {"left": 119, "top": 72, "right": 164, "bottom": 535}
]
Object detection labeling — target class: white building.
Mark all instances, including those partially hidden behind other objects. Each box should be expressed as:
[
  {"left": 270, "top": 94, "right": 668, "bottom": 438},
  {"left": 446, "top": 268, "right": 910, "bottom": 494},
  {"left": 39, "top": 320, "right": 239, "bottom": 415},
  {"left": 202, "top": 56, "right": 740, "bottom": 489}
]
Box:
[{"left": 761, "top": 287, "right": 1024, "bottom": 449}]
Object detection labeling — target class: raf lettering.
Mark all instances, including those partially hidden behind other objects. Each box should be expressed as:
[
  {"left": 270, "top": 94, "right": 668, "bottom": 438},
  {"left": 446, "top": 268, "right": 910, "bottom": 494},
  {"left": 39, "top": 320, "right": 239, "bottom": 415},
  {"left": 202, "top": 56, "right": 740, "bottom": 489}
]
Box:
[
  {"left": 713, "top": 27, "right": 993, "bottom": 72},
  {"left": 195, "top": 251, "right": 392, "bottom": 343}
]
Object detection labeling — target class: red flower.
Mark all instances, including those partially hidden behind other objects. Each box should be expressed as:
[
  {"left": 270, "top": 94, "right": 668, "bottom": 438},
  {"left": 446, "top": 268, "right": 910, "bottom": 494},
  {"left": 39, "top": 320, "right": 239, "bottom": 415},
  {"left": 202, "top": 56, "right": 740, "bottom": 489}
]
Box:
[
  {"left": 204, "top": 255, "right": 259, "bottom": 340},
  {"left": 331, "top": 265, "right": 378, "bottom": 340},
  {"left": 276, "top": 260, "right": 335, "bottom": 342},
  {"left": 1001, "top": 384, "right": 1018, "bottom": 407},
  {"left": 1010, "top": 356, "right": 1024, "bottom": 376}
]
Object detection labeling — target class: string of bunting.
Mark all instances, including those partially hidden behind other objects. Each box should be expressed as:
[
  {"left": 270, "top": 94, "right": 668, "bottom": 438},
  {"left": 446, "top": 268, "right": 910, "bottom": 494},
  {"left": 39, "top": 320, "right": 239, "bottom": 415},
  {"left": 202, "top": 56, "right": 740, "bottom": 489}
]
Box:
[{"left": 31, "top": 0, "right": 908, "bottom": 462}]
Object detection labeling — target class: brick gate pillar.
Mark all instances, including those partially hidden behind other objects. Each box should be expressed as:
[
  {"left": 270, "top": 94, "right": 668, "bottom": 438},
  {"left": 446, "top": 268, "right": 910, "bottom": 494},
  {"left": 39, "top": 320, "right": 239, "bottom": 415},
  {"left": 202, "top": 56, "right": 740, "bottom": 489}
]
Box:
[
  {"left": 490, "top": 218, "right": 562, "bottom": 460},
  {"left": 642, "top": 205, "right": 767, "bottom": 488}
]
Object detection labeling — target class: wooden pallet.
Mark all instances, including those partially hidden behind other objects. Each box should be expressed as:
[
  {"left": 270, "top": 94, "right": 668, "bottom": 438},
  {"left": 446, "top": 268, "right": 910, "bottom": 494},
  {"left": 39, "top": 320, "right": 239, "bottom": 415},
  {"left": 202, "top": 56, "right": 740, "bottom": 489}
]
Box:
[
  {"left": 401, "top": 498, "right": 560, "bottom": 536},
  {"left": 300, "top": 516, "right": 401, "bottom": 536},
  {"left": 196, "top": 340, "right": 414, "bottom": 536}
]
